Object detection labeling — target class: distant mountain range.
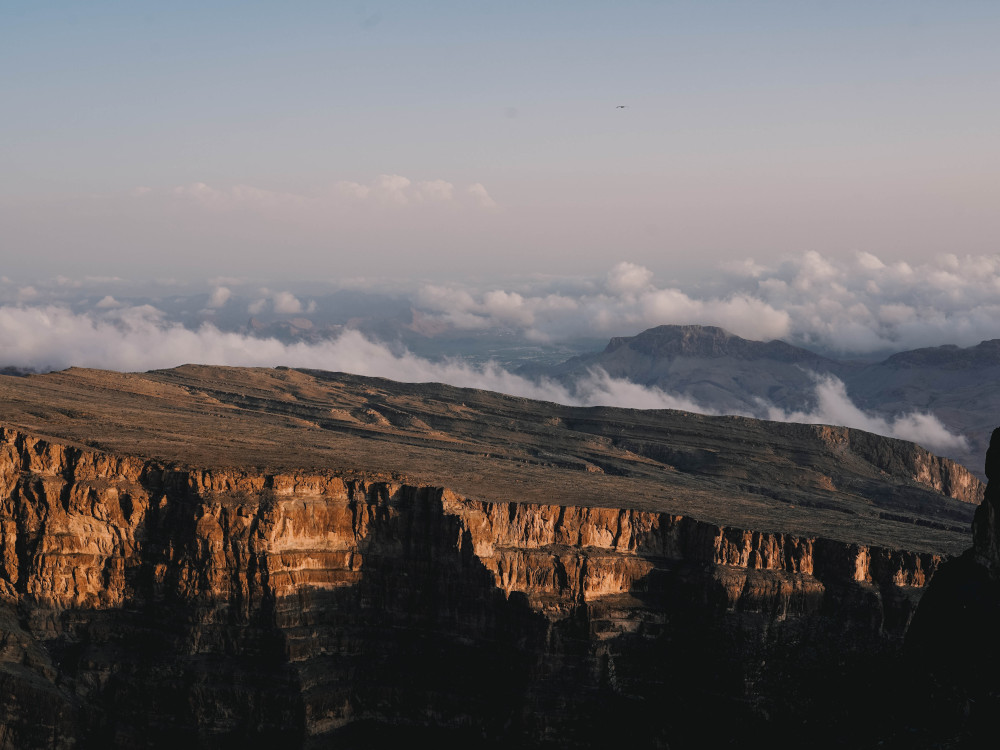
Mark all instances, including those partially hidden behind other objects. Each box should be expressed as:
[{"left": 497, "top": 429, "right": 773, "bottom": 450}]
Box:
[{"left": 521, "top": 324, "right": 1000, "bottom": 476}]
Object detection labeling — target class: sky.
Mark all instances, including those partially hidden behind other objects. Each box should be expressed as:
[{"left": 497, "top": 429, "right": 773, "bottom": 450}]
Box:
[
  {"left": 3, "top": 1, "right": 999, "bottom": 282},
  {"left": 1, "top": 2, "right": 997, "bottom": 456}
]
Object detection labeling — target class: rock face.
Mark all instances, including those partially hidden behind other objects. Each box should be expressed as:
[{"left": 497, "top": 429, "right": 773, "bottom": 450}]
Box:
[
  {"left": 0, "top": 366, "right": 987, "bottom": 747},
  {"left": 0, "top": 425, "right": 960, "bottom": 747},
  {"left": 901, "top": 427, "right": 1000, "bottom": 746}
]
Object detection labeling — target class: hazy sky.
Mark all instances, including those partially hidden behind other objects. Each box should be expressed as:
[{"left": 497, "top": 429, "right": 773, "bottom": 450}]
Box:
[{"left": 3, "top": 1, "right": 998, "bottom": 282}]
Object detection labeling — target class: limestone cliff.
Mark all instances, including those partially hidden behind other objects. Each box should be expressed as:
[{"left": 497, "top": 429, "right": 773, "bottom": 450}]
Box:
[{"left": 0, "top": 426, "right": 955, "bottom": 748}]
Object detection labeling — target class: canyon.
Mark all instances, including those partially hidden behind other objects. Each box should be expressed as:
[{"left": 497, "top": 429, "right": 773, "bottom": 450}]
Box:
[{"left": 0, "top": 365, "right": 989, "bottom": 747}]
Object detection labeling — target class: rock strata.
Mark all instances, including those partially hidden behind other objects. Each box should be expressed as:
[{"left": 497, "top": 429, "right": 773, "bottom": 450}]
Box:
[
  {"left": 0, "top": 366, "right": 988, "bottom": 747},
  {"left": 0, "top": 425, "right": 959, "bottom": 747}
]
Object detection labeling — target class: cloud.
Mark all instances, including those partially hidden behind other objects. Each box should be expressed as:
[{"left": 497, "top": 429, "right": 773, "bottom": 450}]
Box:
[
  {"left": 375, "top": 174, "right": 412, "bottom": 204},
  {"left": 246, "top": 289, "right": 310, "bottom": 316},
  {"left": 416, "top": 179, "right": 454, "bottom": 202},
  {"left": 334, "top": 181, "right": 371, "bottom": 199},
  {"left": 570, "top": 368, "right": 713, "bottom": 412},
  {"left": 153, "top": 175, "right": 499, "bottom": 214},
  {"left": 171, "top": 182, "right": 307, "bottom": 212},
  {"left": 738, "top": 251, "right": 1000, "bottom": 353},
  {"left": 272, "top": 291, "right": 304, "bottom": 315},
  {"left": 7, "top": 250, "right": 1000, "bottom": 357},
  {"left": 763, "top": 374, "right": 968, "bottom": 455},
  {"left": 412, "top": 267, "right": 792, "bottom": 343},
  {"left": 0, "top": 304, "right": 967, "bottom": 458},
  {"left": 403, "top": 251, "right": 1000, "bottom": 355},
  {"left": 605, "top": 262, "right": 653, "bottom": 296},
  {"left": 467, "top": 183, "right": 497, "bottom": 209},
  {"left": 206, "top": 286, "right": 231, "bottom": 309}
]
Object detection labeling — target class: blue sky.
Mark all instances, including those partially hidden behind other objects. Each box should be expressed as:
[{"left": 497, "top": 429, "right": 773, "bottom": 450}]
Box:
[{"left": 2, "top": 1, "right": 998, "bottom": 281}]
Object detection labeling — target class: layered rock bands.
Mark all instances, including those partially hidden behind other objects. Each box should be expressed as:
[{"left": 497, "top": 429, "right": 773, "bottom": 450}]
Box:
[{"left": 0, "top": 427, "right": 946, "bottom": 748}]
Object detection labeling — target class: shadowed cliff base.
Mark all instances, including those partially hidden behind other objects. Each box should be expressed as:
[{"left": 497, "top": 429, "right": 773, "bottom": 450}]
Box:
[
  {"left": 891, "top": 426, "right": 1000, "bottom": 747},
  {"left": 0, "top": 367, "right": 991, "bottom": 747}
]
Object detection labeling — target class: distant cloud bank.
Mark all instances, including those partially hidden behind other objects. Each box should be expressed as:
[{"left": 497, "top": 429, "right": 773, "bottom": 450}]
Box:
[
  {"left": 0, "top": 295, "right": 969, "bottom": 455},
  {"left": 412, "top": 251, "right": 1000, "bottom": 354}
]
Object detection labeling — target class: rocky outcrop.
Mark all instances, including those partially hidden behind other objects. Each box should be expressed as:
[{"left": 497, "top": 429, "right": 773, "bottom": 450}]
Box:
[
  {"left": 901, "top": 427, "right": 1000, "bottom": 746},
  {"left": 836, "top": 426, "right": 984, "bottom": 505},
  {"left": 0, "top": 426, "right": 955, "bottom": 748}
]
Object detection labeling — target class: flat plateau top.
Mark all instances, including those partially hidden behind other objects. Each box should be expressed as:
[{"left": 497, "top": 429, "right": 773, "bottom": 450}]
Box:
[{"left": 0, "top": 365, "right": 979, "bottom": 555}]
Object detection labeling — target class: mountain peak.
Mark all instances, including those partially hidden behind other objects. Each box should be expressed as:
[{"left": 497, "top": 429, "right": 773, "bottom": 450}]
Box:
[{"left": 604, "top": 324, "right": 829, "bottom": 364}]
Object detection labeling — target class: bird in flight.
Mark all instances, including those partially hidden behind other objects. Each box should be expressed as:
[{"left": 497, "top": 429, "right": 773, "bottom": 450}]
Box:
[{"left": 616, "top": 105, "right": 628, "bottom": 109}]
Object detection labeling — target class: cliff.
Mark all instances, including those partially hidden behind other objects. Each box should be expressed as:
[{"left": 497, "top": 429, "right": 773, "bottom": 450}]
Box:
[
  {"left": 0, "top": 425, "right": 962, "bottom": 747},
  {"left": 0, "top": 366, "right": 987, "bottom": 747},
  {"left": 898, "top": 428, "right": 1000, "bottom": 746}
]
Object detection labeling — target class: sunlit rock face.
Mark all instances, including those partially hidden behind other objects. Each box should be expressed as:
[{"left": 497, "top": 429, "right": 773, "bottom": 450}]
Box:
[{"left": 0, "top": 427, "right": 958, "bottom": 748}]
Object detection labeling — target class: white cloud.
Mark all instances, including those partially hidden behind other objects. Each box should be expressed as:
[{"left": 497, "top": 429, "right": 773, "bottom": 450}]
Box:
[
  {"left": 413, "top": 264, "right": 791, "bottom": 343},
  {"left": 481, "top": 290, "right": 533, "bottom": 326},
  {"left": 467, "top": 182, "right": 497, "bottom": 209},
  {"left": 375, "top": 174, "right": 412, "bottom": 204},
  {"left": 334, "top": 181, "right": 371, "bottom": 199},
  {"left": 764, "top": 374, "right": 967, "bottom": 455},
  {"left": 94, "top": 295, "right": 120, "bottom": 309},
  {"left": 606, "top": 262, "right": 653, "bottom": 296},
  {"left": 403, "top": 252, "right": 1000, "bottom": 355},
  {"left": 0, "top": 304, "right": 970, "bottom": 457},
  {"left": 246, "top": 289, "right": 310, "bottom": 316},
  {"left": 572, "top": 368, "right": 713, "bottom": 412},
  {"left": 856, "top": 251, "right": 886, "bottom": 271},
  {"left": 10, "top": 250, "right": 1000, "bottom": 358},
  {"left": 206, "top": 286, "right": 231, "bottom": 309},
  {"left": 272, "top": 291, "right": 304, "bottom": 315},
  {"left": 416, "top": 179, "right": 454, "bottom": 201}
]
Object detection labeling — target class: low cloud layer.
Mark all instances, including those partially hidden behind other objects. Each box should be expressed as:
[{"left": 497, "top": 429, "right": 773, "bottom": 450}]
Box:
[
  {"left": 3, "top": 251, "right": 997, "bottom": 356},
  {"left": 763, "top": 375, "right": 968, "bottom": 455},
  {"left": 412, "top": 251, "right": 1000, "bottom": 354},
  {"left": 0, "top": 304, "right": 966, "bottom": 455}
]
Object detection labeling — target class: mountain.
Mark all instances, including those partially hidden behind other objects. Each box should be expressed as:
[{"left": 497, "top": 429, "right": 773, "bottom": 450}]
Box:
[
  {"left": 525, "top": 324, "right": 1000, "bottom": 475},
  {"left": 0, "top": 365, "right": 985, "bottom": 747},
  {"left": 525, "top": 324, "right": 854, "bottom": 413}
]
